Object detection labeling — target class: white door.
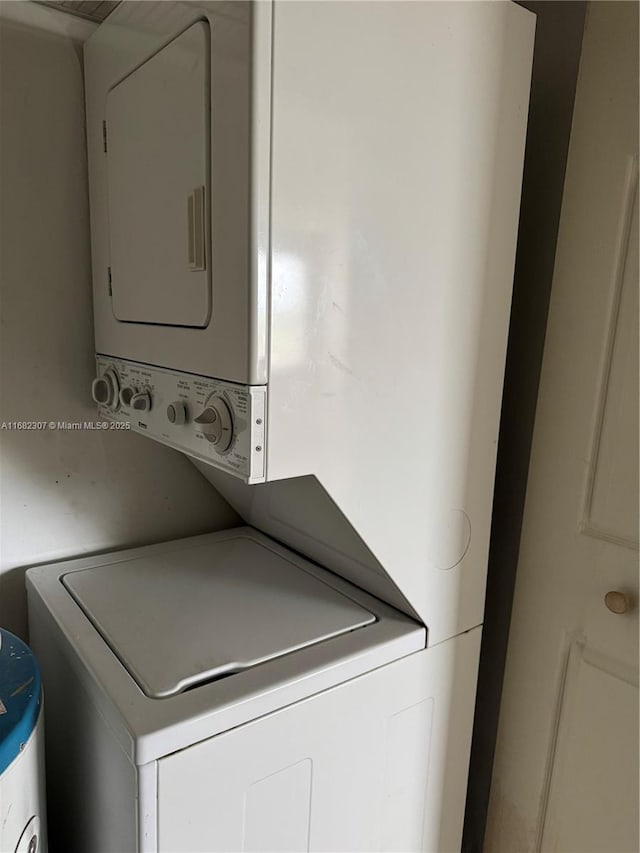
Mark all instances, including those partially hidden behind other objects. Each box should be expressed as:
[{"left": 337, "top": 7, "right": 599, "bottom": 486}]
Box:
[
  {"left": 486, "top": 3, "right": 638, "bottom": 852},
  {"left": 106, "top": 21, "right": 211, "bottom": 327}
]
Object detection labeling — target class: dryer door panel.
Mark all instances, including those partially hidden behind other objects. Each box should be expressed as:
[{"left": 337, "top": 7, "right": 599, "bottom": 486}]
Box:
[{"left": 106, "top": 21, "right": 211, "bottom": 327}]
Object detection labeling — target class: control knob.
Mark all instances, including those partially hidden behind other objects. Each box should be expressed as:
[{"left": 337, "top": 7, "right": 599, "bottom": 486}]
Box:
[
  {"left": 194, "top": 396, "right": 233, "bottom": 452},
  {"left": 91, "top": 368, "right": 120, "bottom": 411},
  {"left": 131, "top": 391, "right": 152, "bottom": 412},
  {"left": 167, "top": 401, "right": 187, "bottom": 425},
  {"left": 119, "top": 386, "right": 135, "bottom": 407}
]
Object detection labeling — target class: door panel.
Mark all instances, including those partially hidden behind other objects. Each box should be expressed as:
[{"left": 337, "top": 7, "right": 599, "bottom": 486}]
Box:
[
  {"left": 540, "top": 641, "right": 639, "bottom": 853},
  {"left": 106, "top": 21, "right": 211, "bottom": 327},
  {"left": 582, "top": 177, "right": 639, "bottom": 547}
]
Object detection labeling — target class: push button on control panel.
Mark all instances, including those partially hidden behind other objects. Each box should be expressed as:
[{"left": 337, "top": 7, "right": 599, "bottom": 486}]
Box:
[{"left": 167, "top": 401, "right": 187, "bottom": 425}]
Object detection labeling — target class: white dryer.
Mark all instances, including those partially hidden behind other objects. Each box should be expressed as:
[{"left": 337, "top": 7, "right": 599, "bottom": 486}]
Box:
[{"left": 27, "top": 1, "right": 536, "bottom": 851}]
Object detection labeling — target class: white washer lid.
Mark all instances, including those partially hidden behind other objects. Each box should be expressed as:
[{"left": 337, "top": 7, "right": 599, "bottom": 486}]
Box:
[{"left": 62, "top": 532, "right": 375, "bottom": 698}]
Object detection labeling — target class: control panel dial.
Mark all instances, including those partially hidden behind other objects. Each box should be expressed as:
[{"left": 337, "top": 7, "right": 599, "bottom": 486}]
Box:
[
  {"left": 91, "top": 367, "right": 120, "bottom": 411},
  {"left": 194, "top": 395, "right": 233, "bottom": 452},
  {"left": 119, "top": 386, "right": 135, "bottom": 407},
  {"left": 131, "top": 391, "right": 152, "bottom": 412}
]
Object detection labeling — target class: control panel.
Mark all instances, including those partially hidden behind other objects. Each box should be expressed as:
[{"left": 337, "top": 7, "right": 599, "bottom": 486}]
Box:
[{"left": 92, "top": 357, "right": 267, "bottom": 484}]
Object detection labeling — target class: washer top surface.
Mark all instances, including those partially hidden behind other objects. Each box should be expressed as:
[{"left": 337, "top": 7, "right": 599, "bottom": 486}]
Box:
[{"left": 62, "top": 532, "right": 375, "bottom": 698}]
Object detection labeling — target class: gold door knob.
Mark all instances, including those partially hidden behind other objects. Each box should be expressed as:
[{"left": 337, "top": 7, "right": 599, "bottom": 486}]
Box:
[{"left": 604, "top": 590, "right": 631, "bottom": 614}]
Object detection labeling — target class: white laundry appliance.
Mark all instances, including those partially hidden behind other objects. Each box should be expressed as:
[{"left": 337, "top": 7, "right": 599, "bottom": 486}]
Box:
[{"left": 26, "top": 2, "right": 535, "bottom": 851}]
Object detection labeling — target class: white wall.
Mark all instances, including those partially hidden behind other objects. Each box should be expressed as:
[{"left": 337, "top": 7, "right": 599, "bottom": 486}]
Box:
[{"left": 0, "top": 10, "right": 238, "bottom": 639}]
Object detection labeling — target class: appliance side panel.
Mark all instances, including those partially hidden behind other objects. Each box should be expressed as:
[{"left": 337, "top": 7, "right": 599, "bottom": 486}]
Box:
[
  {"left": 157, "top": 627, "right": 481, "bottom": 853},
  {"left": 139, "top": 760, "right": 159, "bottom": 853},
  {"left": 28, "top": 593, "right": 139, "bottom": 853},
  {"left": 192, "top": 464, "right": 421, "bottom": 620},
  {"left": 267, "top": 1, "right": 535, "bottom": 643},
  {"left": 249, "top": 0, "right": 273, "bottom": 384}
]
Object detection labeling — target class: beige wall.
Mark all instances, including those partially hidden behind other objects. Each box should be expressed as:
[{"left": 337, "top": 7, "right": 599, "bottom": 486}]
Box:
[{"left": 0, "top": 10, "right": 238, "bottom": 639}]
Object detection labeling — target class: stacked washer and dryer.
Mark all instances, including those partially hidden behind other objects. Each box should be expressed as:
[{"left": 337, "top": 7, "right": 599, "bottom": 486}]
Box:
[{"left": 26, "top": 2, "right": 535, "bottom": 851}]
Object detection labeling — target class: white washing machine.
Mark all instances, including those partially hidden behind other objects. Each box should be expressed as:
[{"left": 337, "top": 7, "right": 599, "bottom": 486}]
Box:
[
  {"left": 27, "top": 2, "right": 536, "bottom": 851},
  {"left": 0, "top": 630, "right": 46, "bottom": 853},
  {"left": 27, "top": 528, "right": 482, "bottom": 852}
]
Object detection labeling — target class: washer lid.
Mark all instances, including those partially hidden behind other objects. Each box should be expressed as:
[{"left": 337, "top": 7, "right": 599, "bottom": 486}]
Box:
[{"left": 62, "top": 533, "right": 376, "bottom": 699}]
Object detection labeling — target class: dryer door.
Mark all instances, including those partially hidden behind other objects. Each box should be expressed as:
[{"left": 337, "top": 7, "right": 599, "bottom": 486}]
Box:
[{"left": 106, "top": 21, "right": 211, "bottom": 327}]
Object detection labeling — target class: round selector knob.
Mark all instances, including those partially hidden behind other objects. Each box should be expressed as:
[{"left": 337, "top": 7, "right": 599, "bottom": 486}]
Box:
[
  {"left": 167, "top": 401, "right": 187, "bottom": 425},
  {"left": 194, "top": 396, "right": 234, "bottom": 452},
  {"left": 131, "top": 391, "right": 151, "bottom": 412},
  {"left": 91, "top": 368, "right": 120, "bottom": 411},
  {"left": 119, "top": 386, "right": 135, "bottom": 407}
]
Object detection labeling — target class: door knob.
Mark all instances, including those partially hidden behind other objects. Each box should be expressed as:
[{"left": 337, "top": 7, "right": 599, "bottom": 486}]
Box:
[{"left": 604, "top": 590, "right": 632, "bottom": 615}]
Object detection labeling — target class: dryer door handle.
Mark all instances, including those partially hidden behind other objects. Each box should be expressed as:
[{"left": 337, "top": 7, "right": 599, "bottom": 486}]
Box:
[{"left": 187, "top": 187, "right": 206, "bottom": 272}]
